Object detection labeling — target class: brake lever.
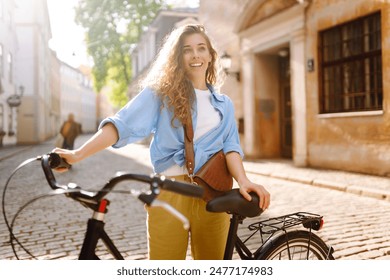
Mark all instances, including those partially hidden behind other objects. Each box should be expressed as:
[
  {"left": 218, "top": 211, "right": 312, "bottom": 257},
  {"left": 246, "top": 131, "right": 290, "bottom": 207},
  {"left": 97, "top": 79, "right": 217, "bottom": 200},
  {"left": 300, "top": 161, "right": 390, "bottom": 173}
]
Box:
[{"left": 150, "top": 199, "right": 190, "bottom": 230}]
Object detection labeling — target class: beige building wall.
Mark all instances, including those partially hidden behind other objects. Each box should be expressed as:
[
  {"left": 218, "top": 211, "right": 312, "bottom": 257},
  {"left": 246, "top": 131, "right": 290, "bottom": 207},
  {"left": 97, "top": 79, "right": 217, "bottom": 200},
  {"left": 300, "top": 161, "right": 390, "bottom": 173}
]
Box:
[
  {"left": 201, "top": 0, "right": 306, "bottom": 163},
  {"left": 50, "top": 50, "right": 61, "bottom": 137},
  {"left": 199, "top": 0, "right": 390, "bottom": 176},
  {"left": 0, "top": 0, "right": 18, "bottom": 146},
  {"left": 305, "top": 0, "right": 390, "bottom": 176},
  {"left": 60, "top": 62, "right": 97, "bottom": 134},
  {"left": 15, "top": 0, "right": 53, "bottom": 144},
  {"left": 199, "top": 0, "right": 251, "bottom": 141}
]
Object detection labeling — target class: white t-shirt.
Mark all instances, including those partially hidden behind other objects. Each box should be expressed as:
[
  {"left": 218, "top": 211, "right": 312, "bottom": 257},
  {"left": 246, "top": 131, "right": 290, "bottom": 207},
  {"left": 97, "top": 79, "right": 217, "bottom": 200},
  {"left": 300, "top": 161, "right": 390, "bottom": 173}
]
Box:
[
  {"left": 162, "top": 88, "right": 221, "bottom": 176},
  {"left": 194, "top": 88, "right": 221, "bottom": 140}
]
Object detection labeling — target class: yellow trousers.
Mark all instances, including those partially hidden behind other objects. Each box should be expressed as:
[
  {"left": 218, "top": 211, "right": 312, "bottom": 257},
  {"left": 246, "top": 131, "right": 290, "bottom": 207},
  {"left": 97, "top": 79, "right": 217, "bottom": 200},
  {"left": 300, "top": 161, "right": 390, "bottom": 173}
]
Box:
[{"left": 146, "top": 175, "right": 230, "bottom": 260}]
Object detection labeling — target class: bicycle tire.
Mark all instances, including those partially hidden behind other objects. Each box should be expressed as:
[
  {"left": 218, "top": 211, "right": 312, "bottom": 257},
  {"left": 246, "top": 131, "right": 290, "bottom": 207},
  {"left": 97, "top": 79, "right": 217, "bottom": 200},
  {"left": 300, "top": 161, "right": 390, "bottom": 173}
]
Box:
[{"left": 256, "top": 230, "right": 334, "bottom": 260}]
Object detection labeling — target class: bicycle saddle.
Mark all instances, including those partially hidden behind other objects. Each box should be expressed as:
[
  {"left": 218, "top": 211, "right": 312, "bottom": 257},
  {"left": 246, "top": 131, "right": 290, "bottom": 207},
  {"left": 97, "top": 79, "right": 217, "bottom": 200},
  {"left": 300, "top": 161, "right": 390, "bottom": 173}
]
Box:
[{"left": 206, "top": 189, "right": 263, "bottom": 218}]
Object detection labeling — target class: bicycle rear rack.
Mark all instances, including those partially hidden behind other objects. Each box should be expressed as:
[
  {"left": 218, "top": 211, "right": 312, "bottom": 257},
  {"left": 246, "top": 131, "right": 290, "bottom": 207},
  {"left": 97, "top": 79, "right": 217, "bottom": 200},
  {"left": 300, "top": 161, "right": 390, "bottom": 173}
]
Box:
[
  {"left": 233, "top": 212, "right": 324, "bottom": 260},
  {"left": 248, "top": 212, "right": 323, "bottom": 235}
]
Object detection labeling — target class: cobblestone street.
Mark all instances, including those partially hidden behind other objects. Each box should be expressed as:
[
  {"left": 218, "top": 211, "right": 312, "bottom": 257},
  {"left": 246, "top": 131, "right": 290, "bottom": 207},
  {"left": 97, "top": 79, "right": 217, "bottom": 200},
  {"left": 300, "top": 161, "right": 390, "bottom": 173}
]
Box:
[{"left": 1, "top": 134, "right": 390, "bottom": 260}]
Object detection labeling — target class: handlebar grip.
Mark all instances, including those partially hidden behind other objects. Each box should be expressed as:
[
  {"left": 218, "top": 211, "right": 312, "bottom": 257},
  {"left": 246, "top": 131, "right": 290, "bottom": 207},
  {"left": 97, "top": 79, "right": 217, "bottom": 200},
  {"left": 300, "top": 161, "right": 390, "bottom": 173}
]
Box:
[
  {"left": 163, "top": 179, "right": 204, "bottom": 198},
  {"left": 48, "top": 153, "right": 71, "bottom": 169}
]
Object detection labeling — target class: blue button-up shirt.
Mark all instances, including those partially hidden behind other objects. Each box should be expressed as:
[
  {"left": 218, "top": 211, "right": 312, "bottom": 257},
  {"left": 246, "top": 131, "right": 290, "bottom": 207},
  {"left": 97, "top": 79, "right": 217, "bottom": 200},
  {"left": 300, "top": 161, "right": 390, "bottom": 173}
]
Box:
[{"left": 99, "top": 85, "right": 243, "bottom": 174}]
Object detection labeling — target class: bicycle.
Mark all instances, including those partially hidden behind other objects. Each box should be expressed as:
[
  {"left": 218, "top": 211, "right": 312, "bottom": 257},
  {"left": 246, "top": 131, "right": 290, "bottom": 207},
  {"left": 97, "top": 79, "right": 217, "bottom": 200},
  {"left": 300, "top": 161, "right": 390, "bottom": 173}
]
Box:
[{"left": 2, "top": 153, "right": 334, "bottom": 260}]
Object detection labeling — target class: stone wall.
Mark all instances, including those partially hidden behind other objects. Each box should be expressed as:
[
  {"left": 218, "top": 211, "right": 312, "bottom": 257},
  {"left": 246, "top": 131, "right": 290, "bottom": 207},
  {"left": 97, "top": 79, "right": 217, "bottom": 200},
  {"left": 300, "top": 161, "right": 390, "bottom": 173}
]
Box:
[{"left": 305, "top": 0, "right": 390, "bottom": 176}]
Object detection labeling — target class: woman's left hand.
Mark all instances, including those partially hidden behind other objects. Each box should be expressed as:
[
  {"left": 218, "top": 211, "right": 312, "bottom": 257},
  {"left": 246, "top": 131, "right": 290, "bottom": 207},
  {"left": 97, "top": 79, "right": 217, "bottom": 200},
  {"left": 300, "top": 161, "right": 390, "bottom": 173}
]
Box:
[
  {"left": 225, "top": 152, "right": 271, "bottom": 210},
  {"left": 239, "top": 180, "right": 270, "bottom": 211}
]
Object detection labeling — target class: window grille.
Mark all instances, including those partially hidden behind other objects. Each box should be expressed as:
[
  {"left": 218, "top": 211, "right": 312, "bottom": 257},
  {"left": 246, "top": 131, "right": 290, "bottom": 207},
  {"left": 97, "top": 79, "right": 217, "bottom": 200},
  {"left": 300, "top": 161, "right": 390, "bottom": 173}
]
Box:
[{"left": 319, "top": 12, "right": 382, "bottom": 113}]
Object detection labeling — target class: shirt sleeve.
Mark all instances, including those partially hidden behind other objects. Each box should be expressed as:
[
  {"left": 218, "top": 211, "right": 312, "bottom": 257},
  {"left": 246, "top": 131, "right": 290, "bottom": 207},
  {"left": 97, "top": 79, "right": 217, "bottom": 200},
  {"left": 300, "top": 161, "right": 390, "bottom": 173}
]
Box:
[
  {"left": 222, "top": 97, "right": 244, "bottom": 158},
  {"left": 98, "top": 87, "right": 161, "bottom": 148}
]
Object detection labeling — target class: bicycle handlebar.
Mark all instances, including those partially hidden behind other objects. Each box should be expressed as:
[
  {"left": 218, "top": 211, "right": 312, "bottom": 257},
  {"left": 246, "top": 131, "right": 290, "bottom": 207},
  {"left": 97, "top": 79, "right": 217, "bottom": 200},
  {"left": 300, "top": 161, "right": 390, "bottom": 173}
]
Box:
[
  {"left": 47, "top": 152, "right": 72, "bottom": 169},
  {"left": 40, "top": 153, "right": 204, "bottom": 209}
]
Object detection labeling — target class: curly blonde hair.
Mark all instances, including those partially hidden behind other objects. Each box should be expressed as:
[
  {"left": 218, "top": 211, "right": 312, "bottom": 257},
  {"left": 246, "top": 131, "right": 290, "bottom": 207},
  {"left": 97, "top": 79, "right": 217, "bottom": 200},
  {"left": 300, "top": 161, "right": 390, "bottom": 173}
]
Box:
[{"left": 141, "top": 24, "right": 224, "bottom": 125}]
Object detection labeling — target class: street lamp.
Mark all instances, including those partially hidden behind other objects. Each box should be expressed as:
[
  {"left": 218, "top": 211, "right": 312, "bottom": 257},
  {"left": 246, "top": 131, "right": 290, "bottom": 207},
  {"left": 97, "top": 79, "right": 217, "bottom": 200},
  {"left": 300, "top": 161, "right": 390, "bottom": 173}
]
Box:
[
  {"left": 220, "top": 52, "right": 240, "bottom": 82},
  {"left": 7, "top": 85, "right": 24, "bottom": 108},
  {"left": 6, "top": 85, "right": 24, "bottom": 136}
]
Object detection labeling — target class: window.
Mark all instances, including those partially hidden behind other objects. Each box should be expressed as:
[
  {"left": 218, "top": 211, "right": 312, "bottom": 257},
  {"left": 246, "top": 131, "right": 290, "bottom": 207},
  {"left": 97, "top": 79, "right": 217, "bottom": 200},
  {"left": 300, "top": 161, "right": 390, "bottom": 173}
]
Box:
[{"left": 319, "top": 12, "right": 382, "bottom": 114}]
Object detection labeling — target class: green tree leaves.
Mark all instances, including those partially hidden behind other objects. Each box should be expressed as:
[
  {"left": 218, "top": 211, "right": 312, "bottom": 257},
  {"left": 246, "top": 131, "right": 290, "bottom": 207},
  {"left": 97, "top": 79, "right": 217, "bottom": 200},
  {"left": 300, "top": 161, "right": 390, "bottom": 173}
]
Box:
[{"left": 75, "top": 0, "right": 166, "bottom": 107}]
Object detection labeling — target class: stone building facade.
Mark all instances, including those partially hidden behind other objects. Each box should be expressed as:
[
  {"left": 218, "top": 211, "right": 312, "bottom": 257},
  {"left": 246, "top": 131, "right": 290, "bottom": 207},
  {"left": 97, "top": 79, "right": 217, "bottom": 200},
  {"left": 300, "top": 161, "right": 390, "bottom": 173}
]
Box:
[
  {"left": 15, "top": 0, "right": 54, "bottom": 144},
  {"left": 0, "top": 0, "right": 18, "bottom": 146},
  {"left": 60, "top": 62, "right": 97, "bottom": 134},
  {"left": 199, "top": 0, "right": 390, "bottom": 176}
]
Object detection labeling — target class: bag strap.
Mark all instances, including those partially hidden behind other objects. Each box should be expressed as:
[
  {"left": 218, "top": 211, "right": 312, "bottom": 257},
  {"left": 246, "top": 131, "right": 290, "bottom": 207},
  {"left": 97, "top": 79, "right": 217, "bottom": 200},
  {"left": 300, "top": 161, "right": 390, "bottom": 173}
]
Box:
[{"left": 183, "top": 113, "right": 195, "bottom": 177}]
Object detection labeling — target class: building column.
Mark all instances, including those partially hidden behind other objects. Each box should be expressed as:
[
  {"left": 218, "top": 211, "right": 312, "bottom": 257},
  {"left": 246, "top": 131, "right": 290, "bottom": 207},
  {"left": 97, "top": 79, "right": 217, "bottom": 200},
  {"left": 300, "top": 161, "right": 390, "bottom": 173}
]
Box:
[
  {"left": 290, "top": 28, "right": 307, "bottom": 166},
  {"left": 242, "top": 52, "right": 256, "bottom": 156}
]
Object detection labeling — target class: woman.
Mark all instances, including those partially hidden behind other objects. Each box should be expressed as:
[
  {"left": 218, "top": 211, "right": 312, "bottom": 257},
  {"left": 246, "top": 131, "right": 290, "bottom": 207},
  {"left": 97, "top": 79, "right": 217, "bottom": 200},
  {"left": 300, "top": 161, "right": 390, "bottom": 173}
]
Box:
[{"left": 53, "top": 24, "right": 270, "bottom": 260}]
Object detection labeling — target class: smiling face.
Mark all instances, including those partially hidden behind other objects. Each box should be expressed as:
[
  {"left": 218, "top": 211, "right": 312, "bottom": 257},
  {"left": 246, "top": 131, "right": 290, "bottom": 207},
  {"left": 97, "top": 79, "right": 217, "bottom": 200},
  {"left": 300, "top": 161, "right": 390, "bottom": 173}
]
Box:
[{"left": 182, "top": 33, "right": 212, "bottom": 89}]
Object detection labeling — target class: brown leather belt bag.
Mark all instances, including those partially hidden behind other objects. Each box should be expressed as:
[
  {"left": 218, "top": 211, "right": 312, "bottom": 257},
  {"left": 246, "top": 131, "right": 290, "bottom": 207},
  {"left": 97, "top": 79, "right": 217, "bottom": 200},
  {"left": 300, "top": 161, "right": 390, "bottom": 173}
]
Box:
[{"left": 183, "top": 116, "right": 233, "bottom": 202}]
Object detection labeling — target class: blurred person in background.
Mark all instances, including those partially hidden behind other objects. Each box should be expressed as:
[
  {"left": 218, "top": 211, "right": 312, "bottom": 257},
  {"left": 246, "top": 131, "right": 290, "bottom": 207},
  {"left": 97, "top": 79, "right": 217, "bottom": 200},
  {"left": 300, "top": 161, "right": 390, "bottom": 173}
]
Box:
[{"left": 60, "top": 113, "right": 81, "bottom": 150}]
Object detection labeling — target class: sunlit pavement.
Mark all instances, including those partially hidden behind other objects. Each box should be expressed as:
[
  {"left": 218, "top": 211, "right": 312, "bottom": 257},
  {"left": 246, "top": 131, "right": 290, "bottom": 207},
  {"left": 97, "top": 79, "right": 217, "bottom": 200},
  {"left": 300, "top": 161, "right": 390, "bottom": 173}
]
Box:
[{"left": 1, "top": 134, "right": 390, "bottom": 260}]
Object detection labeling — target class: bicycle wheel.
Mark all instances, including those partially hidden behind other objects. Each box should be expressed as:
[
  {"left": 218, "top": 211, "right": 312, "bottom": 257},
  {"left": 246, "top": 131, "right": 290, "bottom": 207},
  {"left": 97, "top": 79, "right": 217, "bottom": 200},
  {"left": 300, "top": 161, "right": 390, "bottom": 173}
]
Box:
[{"left": 257, "top": 230, "right": 334, "bottom": 260}]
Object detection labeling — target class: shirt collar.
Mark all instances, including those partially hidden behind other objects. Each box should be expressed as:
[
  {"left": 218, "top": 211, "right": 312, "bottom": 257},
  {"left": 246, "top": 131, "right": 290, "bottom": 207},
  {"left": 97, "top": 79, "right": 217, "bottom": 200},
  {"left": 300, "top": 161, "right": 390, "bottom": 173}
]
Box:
[{"left": 206, "top": 84, "right": 224, "bottom": 102}]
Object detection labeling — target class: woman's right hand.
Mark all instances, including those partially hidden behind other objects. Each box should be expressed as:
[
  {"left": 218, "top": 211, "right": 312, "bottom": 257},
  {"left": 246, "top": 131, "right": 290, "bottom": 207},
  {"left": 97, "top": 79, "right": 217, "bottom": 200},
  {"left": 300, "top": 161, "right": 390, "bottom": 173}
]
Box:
[
  {"left": 51, "top": 148, "right": 82, "bottom": 172},
  {"left": 52, "top": 148, "right": 82, "bottom": 164},
  {"left": 51, "top": 123, "right": 119, "bottom": 171}
]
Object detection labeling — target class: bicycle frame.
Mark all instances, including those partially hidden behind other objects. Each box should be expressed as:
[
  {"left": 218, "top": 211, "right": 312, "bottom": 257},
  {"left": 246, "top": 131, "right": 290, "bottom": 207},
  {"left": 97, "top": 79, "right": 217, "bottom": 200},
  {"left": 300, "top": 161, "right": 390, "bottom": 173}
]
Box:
[
  {"left": 78, "top": 208, "right": 330, "bottom": 260},
  {"left": 78, "top": 201, "right": 252, "bottom": 260},
  {"left": 223, "top": 214, "right": 265, "bottom": 260},
  {"left": 78, "top": 198, "right": 254, "bottom": 260},
  {"left": 46, "top": 153, "right": 330, "bottom": 260},
  {"left": 78, "top": 199, "right": 124, "bottom": 260},
  {"left": 3, "top": 153, "right": 334, "bottom": 260},
  {"left": 223, "top": 214, "right": 254, "bottom": 260}
]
